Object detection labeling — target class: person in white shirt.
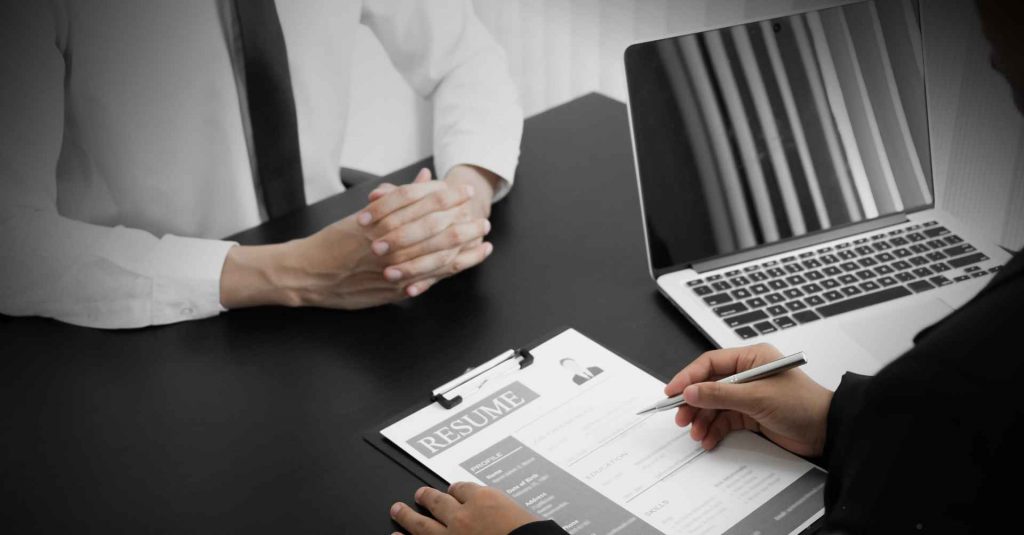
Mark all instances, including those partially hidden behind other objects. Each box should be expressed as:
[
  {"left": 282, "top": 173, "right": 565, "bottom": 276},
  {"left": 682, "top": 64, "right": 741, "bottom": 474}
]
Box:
[{"left": 0, "top": 0, "right": 523, "bottom": 329}]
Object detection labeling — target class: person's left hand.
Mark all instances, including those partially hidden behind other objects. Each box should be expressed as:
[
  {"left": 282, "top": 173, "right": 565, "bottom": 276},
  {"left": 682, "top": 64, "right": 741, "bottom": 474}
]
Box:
[
  {"left": 360, "top": 164, "right": 501, "bottom": 297},
  {"left": 389, "top": 483, "right": 537, "bottom": 535}
]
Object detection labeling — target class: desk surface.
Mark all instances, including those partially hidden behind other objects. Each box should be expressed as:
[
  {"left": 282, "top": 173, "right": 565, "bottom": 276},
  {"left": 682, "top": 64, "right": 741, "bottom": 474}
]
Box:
[{"left": 0, "top": 93, "right": 709, "bottom": 533}]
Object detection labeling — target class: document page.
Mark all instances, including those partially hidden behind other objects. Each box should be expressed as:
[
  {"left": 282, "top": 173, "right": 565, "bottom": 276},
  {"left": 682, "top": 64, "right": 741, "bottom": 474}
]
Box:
[{"left": 382, "top": 329, "right": 826, "bottom": 535}]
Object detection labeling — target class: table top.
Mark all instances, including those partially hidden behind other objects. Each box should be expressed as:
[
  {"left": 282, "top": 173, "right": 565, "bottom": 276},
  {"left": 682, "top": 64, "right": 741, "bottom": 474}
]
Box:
[{"left": 0, "top": 93, "right": 710, "bottom": 533}]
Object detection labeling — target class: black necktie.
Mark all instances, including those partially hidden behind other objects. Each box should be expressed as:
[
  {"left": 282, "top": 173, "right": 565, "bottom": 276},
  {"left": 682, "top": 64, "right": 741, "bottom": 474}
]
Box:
[{"left": 235, "top": 0, "right": 306, "bottom": 219}]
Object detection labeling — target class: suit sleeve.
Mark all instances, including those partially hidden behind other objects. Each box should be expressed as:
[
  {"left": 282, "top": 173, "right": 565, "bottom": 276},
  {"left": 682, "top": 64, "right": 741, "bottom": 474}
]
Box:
[
  {"left": 508, "top": 520, "right": 566, "bottom": 535},
  {"left": 820, "top": 372, "right": 871, "bottom": 513},
  {"left": 360, "top": 0, "right": 523, "bottom": 201}
]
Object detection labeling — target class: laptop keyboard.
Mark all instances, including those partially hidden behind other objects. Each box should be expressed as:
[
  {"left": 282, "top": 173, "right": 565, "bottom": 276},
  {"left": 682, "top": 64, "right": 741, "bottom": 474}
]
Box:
[{"left": 686, "top": 221, "right": 1002, "bottom": 340}]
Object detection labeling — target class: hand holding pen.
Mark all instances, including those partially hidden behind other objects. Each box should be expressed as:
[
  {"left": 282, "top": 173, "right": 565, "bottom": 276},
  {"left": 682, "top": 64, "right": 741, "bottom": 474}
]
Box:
[{"left": 655, "top": 344, "right": 834, "bottom": 456}]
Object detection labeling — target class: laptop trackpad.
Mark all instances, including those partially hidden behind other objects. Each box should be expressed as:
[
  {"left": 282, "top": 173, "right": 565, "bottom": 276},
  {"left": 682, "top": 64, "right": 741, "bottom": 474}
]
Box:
[{"left": 839, "top": 297, "right": 954, "bottom": 367}]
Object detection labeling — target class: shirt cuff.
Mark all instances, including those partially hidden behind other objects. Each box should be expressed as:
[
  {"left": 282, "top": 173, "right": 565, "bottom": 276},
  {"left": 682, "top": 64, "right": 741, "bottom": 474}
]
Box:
[
  {"left": 822, "top": 371, "right": 871, "bottom": 469},
  {"left": 508, "top": 520, "right": 565, "bottom": 535},
  {"left": 147, "top": 235, "right": 237, "bottom": 325},
  {"left": 435, "top": 139, "right": 519, "bottom": 203}
]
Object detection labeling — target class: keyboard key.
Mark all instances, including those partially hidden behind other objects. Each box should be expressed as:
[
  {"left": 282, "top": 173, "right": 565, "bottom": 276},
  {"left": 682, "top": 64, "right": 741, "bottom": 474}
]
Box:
[
  {"left": 857, "top": 257, "right": 878, "bottom": 268},
  {"left": 714, "top": 303, "right": 749, "bottom": 317},
  {"left": 912, "top": 267, "right": 933, "bottom": 278},
  {"left": 767, "top": 305, "right": 788, "bottom": 316},
  {"left": 805, "top": 295, "right": 825, "bottom": 307},
  {"left": 744, "top": 265, "right": 760, "bottom": 272},
  {"left": 768, "top": 280, "right": 788, "bottom": 290},
  {"left": 763, "top": 260, "right": 778, "bottom": 267},
  {"left": 822, "top": 279, "right": 840, "bottom": 289},
  {"left": 889, "top": 228, "right": 904, "bottom": 236},
  {"left": 767, "top": 267, "right": 786, "bottom": 278},
  {"left": 793, "top": 310, "right": 821, "bottom": 324},
  {"left": 855, "top": 246, "right": 874, "bottom": 256},
  {"left": 944, "top": 244, "right": 976, "bottom": 257},
  {"left": 929, "top": 276, "right": 952, "bottom": 287},
  {"left": 687, "top": 279, "right": 704, "bottom": 287},
  {"left": 712, "top": 281, "right": 732, "bottom": 291},
  {"left": 891, "top": 237, "right": 909, "bottom": 246},
  {"left": 893, "top": 247, "right": 912, "bottom": 258},
  {"left": 774, "top": 316, "right": 797, "bottom": 329},
  {"left": 750, "top": 272, "right": 769, "bottom": 282},
  {"left": 754, "top": 321, "right": 778, "bottom": 334},
  {"left": 824, "top": 290, "right": 844, "bottom": 301},
  {"left": 841, "top": 286, "right": 862, "bottom": 297},
  {"left": 692, "top": 285, "right": 713, "bottom": 296},
  {"left": 989, "top": 266, "right": 1002, "bottom": 274},
  {"left": 751, "top": 283, "right": 769, "bottom": 294},
  {"left": 908, "top": 280, "right": 935, "bottom": 293},
  {"left": 820, "top": 254, "right": 839, "bottom": 265},
  {"left": 907, "top": 232, "right": 925, "bottom": 242},
  {"left": 923, "top": 226, "right": 949, "bottom": 237},
  {"left": 735, "top": 326, "right": 758, "bottom": 339},
  {"left": 786, "top": 275, "right": 807, "bottom": 285},
  {"left": 966, "top": 266, "right": 981, "bottom": 273},
  {"left": 910, "top": 244, "right": 930, "bottom": 255},
  {"left": 816, "top": 286, "right": 912, "bottom": 318},
  {"left": 783, "top": 289, "right": 804, "bottom": 300},
  {"left": 725, "top": 269, "right": 741, "bottom": 277},
  {"left": 872, "top": 241, "right": 892, "bottom": 251},
  {"left": 922, "top": 221, "right": 937, "bottom": 227},
  {"left": 907, "top": 224, "right": 922, "bottom": 231},
  {"left": 838, "top": 274, "right": 858, "bottom": 285},
  {"left": 895, "top": 272, "right": 916, "bottom": 283},
  {"left": 875, "top": 252, "right": 895, "bottom": 263},
  {"left": 948, "top": 253, "right": 989, "bottom": 269},
  {"left": 909, "top": 256, "right": 929, "bottom": 267},
  {"left": 725, "top": 310, "right": 769, "bottom": 328},
  {"left": 801, "top": 283, "right": 823, "bottom": 294},
  {"left": 785, "top": 301, "right": 807, "bottom": 312},
  {"left": 781, "top": 256, "right": 797, "bottom": 263},
  {"left": 703, "top": 293, "right": 732, "bottom": 306},
  {"left": 855, "top": 270, "right": 875, "bottom": 280},
  {"left": 730, "top": 275, "right": 750, "bottom": 286},
  {"left": 927, "top": 240, "right": 947, "bottom": 251},
  {"left": 823, "top": 266, "right": 842, "bottom": 277},
  {"left": 802, "top": 259, "right": 822, "bottom": 269},
  {"left": 819, "top": 246, "right": 833, "bottom": 253},
  {"left": 893, "top": 260, "right": 912, "bottom": 271},
  {"left": 766, "top": 293, "right": 785, "bottom": 304},
  {"left": 707, "top": 274, "right": 723, "bottom": 281},
  {"left": 746, "top": 297, "right": 767, "bottom": 308},
  {"left": 840, "top": 262, "right": 860, "bottom": 272},
  {"left": 859, "top": 281, "right": 880, "bottom": 292},
  {"left": 853, "top": 237, "right": 869, "bottom": 245},
  {"left": 731, "top": 288, "right": 752, "bottom": 300},
  {"left": 799, "top": 251, "right": 816, "bottom": 259},
  {"left": 784, "top": 264, "right": 804, "bottom": 274},
  {"left": 838, "top": 251, "right": 857, "bottom": 261},
  {"left": 945, "top": 235, "right": 963, "bottom": 245},
  {"left": 954, "top": 275, "right": 970, "bottom": 282},
  {"left": 805, "top": 270, "right": 824, "bottom": 281},
  {"left": 930, "top": 262, "right": 950, "bottom": 273},
  {"left": 874, "top": 265, "right": 895, "bottom": 275},
  {"left": 971, "top": 271, "right": 989, "bottom": 278},
  {"left": 871, "top": 233, "right": 886, "bottom": 240},
  {"left": 879, "top": 276, "right": 898, "bottom": 287}
]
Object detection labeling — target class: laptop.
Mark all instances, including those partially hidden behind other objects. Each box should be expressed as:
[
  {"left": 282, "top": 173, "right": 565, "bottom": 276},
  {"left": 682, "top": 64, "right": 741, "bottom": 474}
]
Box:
[{"left": 624, "top": 0, "right": 1010, "bottom": 389}]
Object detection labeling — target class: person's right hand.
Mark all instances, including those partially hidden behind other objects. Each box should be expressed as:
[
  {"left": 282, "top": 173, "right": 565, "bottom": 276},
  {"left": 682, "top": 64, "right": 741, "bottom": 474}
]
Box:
[{"left": 665, "top": 344, "right": 833, "bottom": 457}]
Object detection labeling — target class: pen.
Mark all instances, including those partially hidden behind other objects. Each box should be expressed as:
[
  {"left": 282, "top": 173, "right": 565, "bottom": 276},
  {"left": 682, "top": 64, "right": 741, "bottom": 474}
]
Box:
[{"left": 636, "top": 352, "right": 807, "bottom": 415}]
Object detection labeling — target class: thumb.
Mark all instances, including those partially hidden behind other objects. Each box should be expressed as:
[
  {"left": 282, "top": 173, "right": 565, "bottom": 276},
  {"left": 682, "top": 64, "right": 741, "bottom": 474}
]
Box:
[
  {"left": 413, "top": 167, "right": 432, "bottom": 183},
  {"left": 683, "top": 382, "right": 763, "bottom": 416}
]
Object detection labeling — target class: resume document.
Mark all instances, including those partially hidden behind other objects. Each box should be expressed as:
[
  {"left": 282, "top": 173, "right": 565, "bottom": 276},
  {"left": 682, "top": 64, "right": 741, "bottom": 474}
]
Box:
[{"left": 382, "top": 329, "right": 826, "bottom": 535}]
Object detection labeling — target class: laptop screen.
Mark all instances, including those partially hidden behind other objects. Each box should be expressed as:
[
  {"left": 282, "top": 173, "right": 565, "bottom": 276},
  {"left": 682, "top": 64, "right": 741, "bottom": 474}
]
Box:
[{"left": 625, "top": 0, "right": 932, "bottom": 275}]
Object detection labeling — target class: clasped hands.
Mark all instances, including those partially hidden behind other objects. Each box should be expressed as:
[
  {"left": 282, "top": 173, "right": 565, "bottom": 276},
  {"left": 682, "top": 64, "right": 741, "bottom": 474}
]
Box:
[{"left": 219, "top": 165, "right": 498, "bottom": 310}]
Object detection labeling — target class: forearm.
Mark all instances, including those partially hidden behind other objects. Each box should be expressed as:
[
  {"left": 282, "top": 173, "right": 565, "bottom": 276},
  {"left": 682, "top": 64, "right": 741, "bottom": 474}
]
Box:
[{"left": 219, "top": 242, "right": 302, "bottom": 309}]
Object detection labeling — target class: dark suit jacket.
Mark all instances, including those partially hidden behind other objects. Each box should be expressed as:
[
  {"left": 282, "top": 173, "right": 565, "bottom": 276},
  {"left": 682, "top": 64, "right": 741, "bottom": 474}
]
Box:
[{"left": 511, "top": 252, "right": 1024, "bottom": 535}]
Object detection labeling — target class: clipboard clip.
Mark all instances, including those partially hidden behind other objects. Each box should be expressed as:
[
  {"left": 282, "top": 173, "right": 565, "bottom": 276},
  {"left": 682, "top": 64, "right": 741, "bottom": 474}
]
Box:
[{"left": 431, "top": 348, "right": 535, "bottom": 409}]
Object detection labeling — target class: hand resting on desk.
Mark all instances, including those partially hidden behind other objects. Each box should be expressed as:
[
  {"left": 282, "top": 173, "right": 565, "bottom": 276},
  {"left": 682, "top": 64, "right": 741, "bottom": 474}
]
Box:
[
  {"left": 219, "top": 165, "right": 498, "bottom": 310},
  {"left": 390, "top": 482, "right": 537, "bottom": 535}
]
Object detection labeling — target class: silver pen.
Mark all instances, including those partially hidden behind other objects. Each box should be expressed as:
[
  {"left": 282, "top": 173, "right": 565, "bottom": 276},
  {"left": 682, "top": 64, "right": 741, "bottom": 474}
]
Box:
[{"left": 636, "top": 352, "right": 807, "bottom": 415}]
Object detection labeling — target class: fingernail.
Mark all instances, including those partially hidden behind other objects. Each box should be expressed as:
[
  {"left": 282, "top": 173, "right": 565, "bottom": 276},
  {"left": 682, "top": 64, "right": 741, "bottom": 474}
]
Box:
[
  {"left": 415, "top": 487, "right": 426, "bottom": 502},
  {"left": 408, "top": 285, "right": 421, "bottom": 297},
  {"left": 385, "top": 268, "right": 403, "bottom": 282},
  {"left": 390, "top": 503, "right": 401, "bottom": 518},
  {"left": 372, "top": 241, "right": 390, "bottom": 255},
  {"left": 463, "top": 185, "right": 475, "bottom": 197},
  {"left": 358, "top": 212, "right": 372, "bottom": 226},
  {"left": 484, "top": 242, "right": 494, "bottom": 256},
  {"left": 483, "top": 220, "right": 492, "bottom": 234},
  {"left": 683, "top": 385, "right": 699, "bottom": 404}
]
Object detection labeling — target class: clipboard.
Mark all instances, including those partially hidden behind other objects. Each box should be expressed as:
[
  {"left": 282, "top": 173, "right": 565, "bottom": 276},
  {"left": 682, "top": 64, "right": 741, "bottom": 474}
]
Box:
[{"left": 364, "top": 326, "right": 584, "bottom": 489}]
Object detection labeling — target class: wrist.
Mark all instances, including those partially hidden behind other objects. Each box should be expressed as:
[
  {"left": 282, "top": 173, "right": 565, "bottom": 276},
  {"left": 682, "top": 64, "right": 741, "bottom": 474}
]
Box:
[
  {"left": 219, "top": 242, "right": 304, "bottom": 309},
  {"left": 445, "top": 164, "right": 499, "bottom": 215}
]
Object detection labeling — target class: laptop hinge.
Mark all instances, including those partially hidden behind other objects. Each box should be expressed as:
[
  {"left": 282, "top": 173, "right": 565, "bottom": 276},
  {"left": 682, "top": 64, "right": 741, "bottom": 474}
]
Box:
[{"left": 691, "top": 214, "right": 908, "bottom": 274}]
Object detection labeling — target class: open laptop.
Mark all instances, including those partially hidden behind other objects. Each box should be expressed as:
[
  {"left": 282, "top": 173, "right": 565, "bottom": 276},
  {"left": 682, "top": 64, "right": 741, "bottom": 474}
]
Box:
[{"left": 624, "top": 0, "right": 1010, "bottom": 389}]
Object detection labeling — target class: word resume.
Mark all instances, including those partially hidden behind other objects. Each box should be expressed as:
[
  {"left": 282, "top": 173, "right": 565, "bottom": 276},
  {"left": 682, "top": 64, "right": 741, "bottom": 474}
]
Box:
[{"left": 382, "top": 329, "right": 826, "bottom": 535}]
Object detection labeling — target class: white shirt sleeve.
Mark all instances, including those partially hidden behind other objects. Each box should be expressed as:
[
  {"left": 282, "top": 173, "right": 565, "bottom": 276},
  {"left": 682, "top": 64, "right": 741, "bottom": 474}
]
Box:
[
  {"left": 0, "top": 3, "right": 235, "bottom": 329},
  {"left": 361, "top": 0, "right": 524, "bottom": 201}
]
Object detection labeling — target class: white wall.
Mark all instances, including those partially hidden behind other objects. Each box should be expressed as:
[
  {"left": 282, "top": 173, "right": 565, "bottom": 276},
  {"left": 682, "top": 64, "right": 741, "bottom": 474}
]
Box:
[{"left": 341, "top": 0, "right": 1023, "bottom": 249}]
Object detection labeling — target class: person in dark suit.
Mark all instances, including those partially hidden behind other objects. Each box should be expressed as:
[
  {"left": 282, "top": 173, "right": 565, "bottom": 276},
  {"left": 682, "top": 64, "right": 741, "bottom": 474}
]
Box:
[{"left": 387, "top": 0, "right": 1024, "bottom": 533}]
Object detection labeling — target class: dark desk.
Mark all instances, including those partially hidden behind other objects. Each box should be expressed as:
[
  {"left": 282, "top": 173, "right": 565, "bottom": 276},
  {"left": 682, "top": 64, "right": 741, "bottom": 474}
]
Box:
[{"left": 1, "top": 94, "right": 709, "bottom": 533}]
